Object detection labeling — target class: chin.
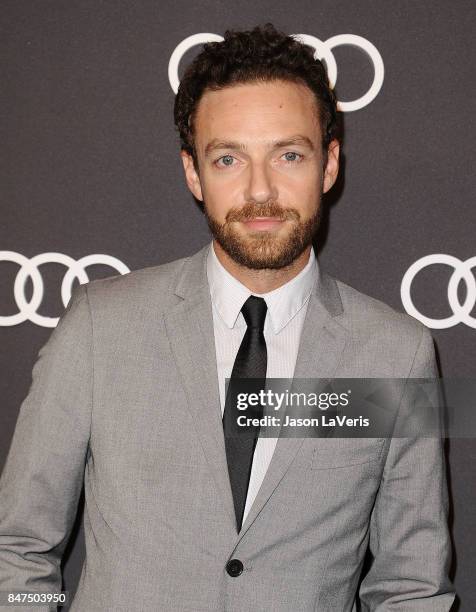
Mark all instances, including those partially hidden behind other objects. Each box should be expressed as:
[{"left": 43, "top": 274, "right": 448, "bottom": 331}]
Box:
[{"left": 222, "top": 236, "right": 308, "bottom": 270}]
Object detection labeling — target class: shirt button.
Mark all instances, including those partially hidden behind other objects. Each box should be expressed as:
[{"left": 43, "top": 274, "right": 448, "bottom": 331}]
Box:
[{"left": 226, "top": 558, "right": 244, "bottom": 577}]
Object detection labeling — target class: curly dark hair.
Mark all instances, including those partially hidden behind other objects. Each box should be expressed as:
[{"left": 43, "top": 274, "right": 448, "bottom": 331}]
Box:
[{"left": 173, "top": 23, "right": 339, "bottom": 172}]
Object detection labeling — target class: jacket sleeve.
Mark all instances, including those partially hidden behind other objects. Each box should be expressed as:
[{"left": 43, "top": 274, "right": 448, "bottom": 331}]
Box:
[
  {"left": 0, "top": 284, "right": 93, "bottom": 610},
  {"left": 358, "top": 325, "right": 456, "bottom": 611}
]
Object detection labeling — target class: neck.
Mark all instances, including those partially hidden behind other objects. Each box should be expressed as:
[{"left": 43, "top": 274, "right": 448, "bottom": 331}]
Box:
[{"left": 213, "top": 240, "right": 312, "bottom": 294}]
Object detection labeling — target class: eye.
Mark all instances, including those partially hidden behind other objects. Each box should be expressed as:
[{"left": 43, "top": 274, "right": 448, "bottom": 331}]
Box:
[
  {"left": 215, "top": 154, "right": 236, "bottom": 168},
  {"left": 281, "top": 151, "right": 304, "bottom": 163}
]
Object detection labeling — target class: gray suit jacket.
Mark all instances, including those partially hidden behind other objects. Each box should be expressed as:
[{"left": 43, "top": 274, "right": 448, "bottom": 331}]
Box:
[{"left": 0, "top": 244, "right": 455, "bottom": 611}]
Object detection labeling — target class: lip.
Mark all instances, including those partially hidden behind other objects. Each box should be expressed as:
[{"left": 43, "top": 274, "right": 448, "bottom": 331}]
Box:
[{"left": 241, "top": 217, "right": 285, "bottom": 231}]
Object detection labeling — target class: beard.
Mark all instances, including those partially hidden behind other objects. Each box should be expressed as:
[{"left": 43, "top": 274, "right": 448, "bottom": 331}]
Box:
[{"left": 203, "top": 199, "right": 322, "bottom": 270}]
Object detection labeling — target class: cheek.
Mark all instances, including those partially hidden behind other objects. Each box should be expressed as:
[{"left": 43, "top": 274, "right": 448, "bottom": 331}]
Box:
[
  {"left": 279, "top": 162, "right": 322, "bottom": 195},
  {"left": 202, "top": 177, "right": 243, "bottom": 217},
  {"left": 281, "top": 181, "right": 321, "bottom": 215}
]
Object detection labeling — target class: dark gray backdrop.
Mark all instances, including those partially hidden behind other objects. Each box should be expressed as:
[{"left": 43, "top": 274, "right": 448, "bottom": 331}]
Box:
[{"left": 1, "top": 1, "right": 474, "bottom": 609}]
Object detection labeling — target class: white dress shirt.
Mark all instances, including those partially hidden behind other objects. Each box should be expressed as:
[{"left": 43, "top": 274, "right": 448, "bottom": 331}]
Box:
[{"left": 206, "top": 240, "right": 319, "bottom": 525}]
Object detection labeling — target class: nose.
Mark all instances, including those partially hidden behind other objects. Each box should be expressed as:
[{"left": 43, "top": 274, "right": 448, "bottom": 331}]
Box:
[{"left": 244, "top": 160, "right": 278, "bottom": 205}]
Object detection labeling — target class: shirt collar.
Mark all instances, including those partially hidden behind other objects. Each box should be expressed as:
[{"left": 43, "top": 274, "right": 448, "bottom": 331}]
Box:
[{"left": 206, "top": 240, "right": 318, "bottom": 334}]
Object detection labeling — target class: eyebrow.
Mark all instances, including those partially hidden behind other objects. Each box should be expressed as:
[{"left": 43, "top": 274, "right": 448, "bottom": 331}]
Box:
[{"left": 204, "top": 135, "right": 315, "bottom": 158}]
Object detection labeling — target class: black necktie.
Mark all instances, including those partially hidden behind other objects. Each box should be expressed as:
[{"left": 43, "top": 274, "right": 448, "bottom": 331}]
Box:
[{"left": 222, "top": 295, "right": 268, "bottom": 531}]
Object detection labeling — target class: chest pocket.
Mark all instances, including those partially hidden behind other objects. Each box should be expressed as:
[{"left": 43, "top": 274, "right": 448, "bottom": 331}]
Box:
[{"left": 294, "top": 437, "right": 387, "bottom": 469}]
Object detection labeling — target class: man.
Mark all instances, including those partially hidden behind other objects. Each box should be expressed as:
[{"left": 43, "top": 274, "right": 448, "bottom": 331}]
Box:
[{"left": 0, "top": 23, "right": 455, "bottom": 611}]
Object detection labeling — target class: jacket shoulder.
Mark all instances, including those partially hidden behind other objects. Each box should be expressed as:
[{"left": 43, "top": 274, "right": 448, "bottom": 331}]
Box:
[
  {"left": 334, "top": 276, "right": 430, "bottom": 343},
  {"left": 331, "top": 276, "right": 435, "bottom": 375},
  {"left": 77, "top": 254, "right": 190, "bottom": 308}
]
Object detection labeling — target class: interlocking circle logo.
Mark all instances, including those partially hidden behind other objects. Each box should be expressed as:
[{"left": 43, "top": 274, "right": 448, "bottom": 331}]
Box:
[
  {"left": 0, "top": 251, "right": 130, "bottom": 328},
  {"left": 401, "top": 254, "right": 476, "bottom": 329},
  {"left": 168, "top": 32, "right": 384, "bottom": 112}
]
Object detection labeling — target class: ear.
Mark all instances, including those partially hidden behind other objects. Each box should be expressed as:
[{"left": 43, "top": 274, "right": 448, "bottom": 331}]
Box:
[
  {"left": 322, "top": 139, "right": 340, "bottom": 194},
  {"left": 181, "top": 150, "right": 203, "bottom": 202}
]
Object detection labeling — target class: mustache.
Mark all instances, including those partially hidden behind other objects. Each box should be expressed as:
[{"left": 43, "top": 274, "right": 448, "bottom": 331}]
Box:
[{"left": 225, "top": 201, "right": 300, "bottom": 223}]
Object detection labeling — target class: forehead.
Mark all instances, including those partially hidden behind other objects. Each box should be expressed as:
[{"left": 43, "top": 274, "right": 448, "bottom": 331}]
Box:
[{"left": 193, "top": 79, "right": 321, "bottom": 148}]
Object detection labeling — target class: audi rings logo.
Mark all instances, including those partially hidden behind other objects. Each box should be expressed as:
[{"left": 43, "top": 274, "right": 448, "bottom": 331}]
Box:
[
  {"left": 0, "top": 251, "right": 130, "bottom": 328},
  {"left": 168, "top": 33, "right": 384, "bottom": 112},
  {"left": 401, "top": 254, "right": 476, "bottom": 329}
]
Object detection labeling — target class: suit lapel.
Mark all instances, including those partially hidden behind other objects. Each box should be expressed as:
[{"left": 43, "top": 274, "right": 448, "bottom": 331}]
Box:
[
  {"left": 163, "top": 244, "right": 350, "bottom": 542},
  {"left": 163, "top": 245, "right": 237, "bottom": 534},
  {"left": 237, "top": 268, "right": 350, "bottom": 540}
]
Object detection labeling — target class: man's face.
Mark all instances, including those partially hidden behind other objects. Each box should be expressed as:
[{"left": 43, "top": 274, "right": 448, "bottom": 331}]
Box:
[{"left": 181, "top": 79, "right": 339, "bottom": 270}]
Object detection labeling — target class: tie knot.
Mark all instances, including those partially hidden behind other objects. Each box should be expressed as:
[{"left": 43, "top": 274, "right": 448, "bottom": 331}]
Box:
[{"left": 241, "top": 295, "right": 267, "bottom": 330}]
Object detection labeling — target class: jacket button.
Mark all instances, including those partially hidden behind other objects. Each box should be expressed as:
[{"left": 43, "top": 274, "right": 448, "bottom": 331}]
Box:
[{"left": 226, "top": 558, "right": 244, "bottom": 577}]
